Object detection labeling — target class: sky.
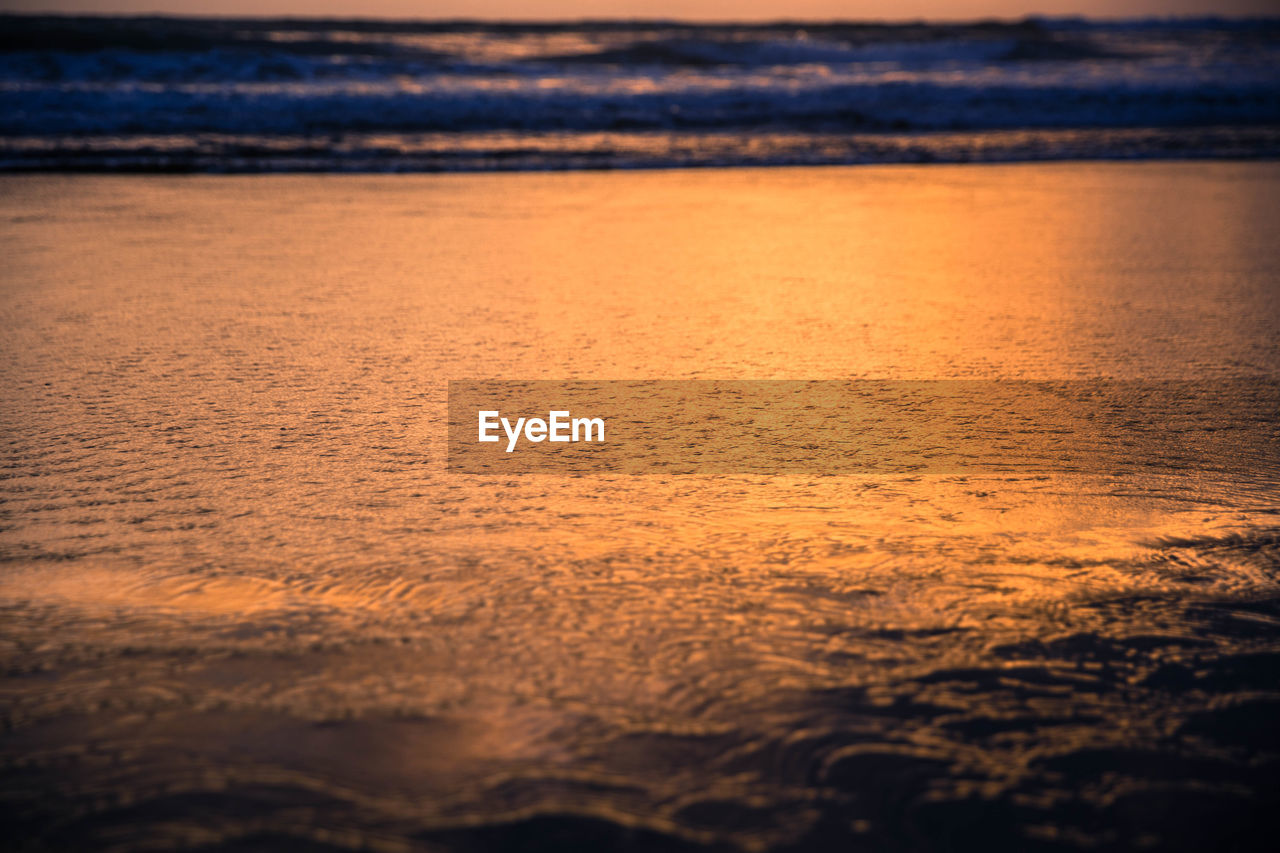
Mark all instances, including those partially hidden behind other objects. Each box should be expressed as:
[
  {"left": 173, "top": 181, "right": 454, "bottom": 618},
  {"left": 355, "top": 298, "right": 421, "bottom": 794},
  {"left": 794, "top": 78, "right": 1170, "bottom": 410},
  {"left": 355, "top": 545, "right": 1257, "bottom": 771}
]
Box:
[{"left": 1, "top": 0, "right": 1277, "bottom": 20}]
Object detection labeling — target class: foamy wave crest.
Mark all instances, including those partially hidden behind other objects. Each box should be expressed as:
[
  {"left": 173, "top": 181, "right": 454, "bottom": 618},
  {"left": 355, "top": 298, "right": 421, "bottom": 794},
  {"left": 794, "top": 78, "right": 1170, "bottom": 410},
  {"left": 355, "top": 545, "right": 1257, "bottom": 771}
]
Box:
[{"left": 1, "top": 15, "right": 1278, "bottom": 171}]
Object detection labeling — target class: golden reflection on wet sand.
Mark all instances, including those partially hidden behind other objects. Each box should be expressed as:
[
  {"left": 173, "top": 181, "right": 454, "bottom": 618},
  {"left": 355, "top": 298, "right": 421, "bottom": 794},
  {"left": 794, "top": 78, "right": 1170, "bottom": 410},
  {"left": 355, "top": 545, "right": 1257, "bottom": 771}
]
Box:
[{"left": 1, "top": 164, "right": 1278, "bottom": 851}]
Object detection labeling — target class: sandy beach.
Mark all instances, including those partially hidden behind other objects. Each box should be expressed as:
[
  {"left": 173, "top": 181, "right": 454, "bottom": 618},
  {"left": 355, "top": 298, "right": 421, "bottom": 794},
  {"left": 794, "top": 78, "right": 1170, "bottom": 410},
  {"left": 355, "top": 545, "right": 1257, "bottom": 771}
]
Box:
[{"left": 2, "top": 162, "right": 1278, "bottom": 850}]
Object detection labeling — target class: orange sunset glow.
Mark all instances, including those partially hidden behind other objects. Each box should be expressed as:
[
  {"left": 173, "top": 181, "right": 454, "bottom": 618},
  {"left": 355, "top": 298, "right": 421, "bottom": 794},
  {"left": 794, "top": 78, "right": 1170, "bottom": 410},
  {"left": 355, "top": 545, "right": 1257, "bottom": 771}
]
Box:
[
  {"left": 1, "top": 4, "right": 1279, "bottom": 852},
  {"left": 3, "top": 1, "right": 1278, "bottom": 18}
]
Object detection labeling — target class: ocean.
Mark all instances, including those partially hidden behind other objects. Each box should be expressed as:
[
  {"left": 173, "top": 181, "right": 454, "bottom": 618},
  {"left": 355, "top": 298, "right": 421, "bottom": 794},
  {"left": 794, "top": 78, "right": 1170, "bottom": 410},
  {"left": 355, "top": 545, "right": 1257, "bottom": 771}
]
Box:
[
  {"left": 3, "top": 10, "right": 1280, "bottom": 851},
  {"left": 1, "top": 15, "right": 1279, "bottom": 171}
]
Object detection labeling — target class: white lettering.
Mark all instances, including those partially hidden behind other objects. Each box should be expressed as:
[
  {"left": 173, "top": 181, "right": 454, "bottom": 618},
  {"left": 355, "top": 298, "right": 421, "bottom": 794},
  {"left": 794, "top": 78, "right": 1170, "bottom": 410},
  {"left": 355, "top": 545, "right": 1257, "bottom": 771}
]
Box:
[
  {"left": 549, "top": 411, "right": 571, "bottom": 442},
  {"left": 502, "top": 416, "right": 526, "bottom": 453},
  {"left": 525, "top": 417, "right": 547, "bottom": 442},
  {"left": 573, "top": 417, "right": 605, "bottom": 442},
  {"left": 479, "top": 410, "right": 605, "bottom": 452},
  {"left": 478, "top": 410, "right": 500, "bottom": 443}
]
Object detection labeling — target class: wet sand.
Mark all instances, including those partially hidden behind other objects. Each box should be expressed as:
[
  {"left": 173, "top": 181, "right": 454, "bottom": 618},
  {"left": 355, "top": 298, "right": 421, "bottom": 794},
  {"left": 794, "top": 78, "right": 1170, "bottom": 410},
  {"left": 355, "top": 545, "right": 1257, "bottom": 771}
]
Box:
[{"left": 2, "top": 163, "right": 1279, "bottom": 851}]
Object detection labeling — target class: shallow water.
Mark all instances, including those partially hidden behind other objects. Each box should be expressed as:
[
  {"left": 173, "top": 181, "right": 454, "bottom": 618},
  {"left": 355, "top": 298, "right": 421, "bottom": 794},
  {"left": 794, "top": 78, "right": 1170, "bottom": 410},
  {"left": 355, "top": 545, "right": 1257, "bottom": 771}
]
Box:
[{"left": 2, "top": 163, "right": 1279, "bottom": 851}]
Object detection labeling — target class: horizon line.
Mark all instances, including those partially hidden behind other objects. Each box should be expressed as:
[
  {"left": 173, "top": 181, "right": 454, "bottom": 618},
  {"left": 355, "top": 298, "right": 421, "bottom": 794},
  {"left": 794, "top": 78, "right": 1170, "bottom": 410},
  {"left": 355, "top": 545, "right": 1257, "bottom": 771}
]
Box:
[{"left": 2, "top": 11, "right": 1277, "bottom": 25}]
